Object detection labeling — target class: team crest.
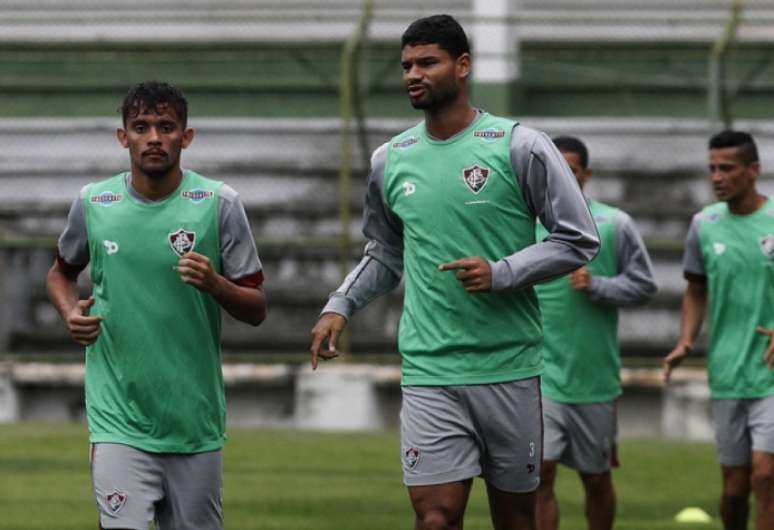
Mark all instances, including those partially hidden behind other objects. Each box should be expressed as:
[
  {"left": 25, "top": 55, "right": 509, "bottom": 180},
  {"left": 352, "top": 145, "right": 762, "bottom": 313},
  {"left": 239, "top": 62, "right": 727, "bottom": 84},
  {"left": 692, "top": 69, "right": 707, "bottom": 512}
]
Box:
[
  {"left": 462, "top": 164, "right": 491, "bottom": 194},
  {"left": 404, "top": 447, "right": 421, "bottom": 470},
  {"left": 760, "top": 235, "right": 774, "bottom": 259},
  {"left": 106, "top": 490, "right": 127, "bottom": 513},
  {"left": 168, "top": 228, "right": 196, "bottom": 257}
]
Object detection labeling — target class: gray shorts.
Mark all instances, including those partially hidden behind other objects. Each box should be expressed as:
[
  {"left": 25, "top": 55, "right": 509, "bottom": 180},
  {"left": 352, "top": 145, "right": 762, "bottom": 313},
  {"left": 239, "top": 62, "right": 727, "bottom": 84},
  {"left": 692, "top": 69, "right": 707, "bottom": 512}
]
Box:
[
  {"left": 400, "top": 377, "right": 542, "bottom": 493},
  {"left": 712, "top": 395, "right": 774, "bottom": 466},
  {"left": 542, "top": 398, "right": 618, "bottom": 474},
  {"left": 90, "top": 443, "right": 223, "bottom": 530}
]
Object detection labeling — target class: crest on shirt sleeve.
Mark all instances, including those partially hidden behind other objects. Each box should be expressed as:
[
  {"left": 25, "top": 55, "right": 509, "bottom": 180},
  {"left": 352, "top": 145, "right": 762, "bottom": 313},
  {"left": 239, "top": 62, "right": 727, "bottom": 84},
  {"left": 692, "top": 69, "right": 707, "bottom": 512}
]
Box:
[
  {"left": 760, "top": 234, "right": 774, "bottom": 259},
  {"left": 462, "top": 164, "right": 491, "bottom": 194},
  {"left": 168, "top": 228, "right": 196, "bottom": 257}
]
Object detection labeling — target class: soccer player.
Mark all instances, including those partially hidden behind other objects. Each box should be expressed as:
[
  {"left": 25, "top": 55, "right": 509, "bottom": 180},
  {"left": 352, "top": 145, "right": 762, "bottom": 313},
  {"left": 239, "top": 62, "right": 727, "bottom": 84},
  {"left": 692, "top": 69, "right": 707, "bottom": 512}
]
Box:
[
  {"left": 309, "top": 15, "right": 599, "bottom": 530},
  {"left": 534, "top": 136, "right": 656, "bottom": 530},
  {"left": 46, "top": 81, "right": 266, "bottom": 530},
  {"left": 663, "top": 130, "right": 774, "bottom": 530}
]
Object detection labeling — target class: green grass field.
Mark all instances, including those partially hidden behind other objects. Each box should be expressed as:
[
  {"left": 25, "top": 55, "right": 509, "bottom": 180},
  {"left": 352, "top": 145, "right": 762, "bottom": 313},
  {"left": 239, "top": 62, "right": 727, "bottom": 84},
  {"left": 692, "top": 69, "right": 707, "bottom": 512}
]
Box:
[{"left": 0, "top": 424, "right": 724, "bottom": 529}]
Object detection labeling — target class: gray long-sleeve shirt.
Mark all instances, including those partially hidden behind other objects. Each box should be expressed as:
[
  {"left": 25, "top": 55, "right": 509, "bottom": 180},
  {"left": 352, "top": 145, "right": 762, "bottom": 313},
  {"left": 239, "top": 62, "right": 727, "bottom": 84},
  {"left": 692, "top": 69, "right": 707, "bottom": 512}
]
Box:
[
  {"left": 585, "top": 208, "right": 657, "bottom": 306},
  {"left": 323, "top": 120, "right": 600, "bottom": 318}
]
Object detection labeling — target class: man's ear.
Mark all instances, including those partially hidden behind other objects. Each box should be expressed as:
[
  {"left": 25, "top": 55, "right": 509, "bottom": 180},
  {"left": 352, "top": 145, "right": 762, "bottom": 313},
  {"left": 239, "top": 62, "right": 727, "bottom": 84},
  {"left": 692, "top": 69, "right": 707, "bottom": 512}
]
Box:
[
  {"left": 457, "top": 52, "right": 471, "bottom": 81},
  {"left": 116, "top": 128, "right": 129, "bottom": 148},
  {"left": 181, "top": 128, "right": 194, "bottom": 149}
]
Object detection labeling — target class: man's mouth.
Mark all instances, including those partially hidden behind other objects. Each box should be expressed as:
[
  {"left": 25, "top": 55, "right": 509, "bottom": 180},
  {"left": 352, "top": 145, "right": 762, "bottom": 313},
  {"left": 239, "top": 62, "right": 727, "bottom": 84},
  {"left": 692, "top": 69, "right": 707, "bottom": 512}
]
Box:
[{"left": 408, "top": 85, "right": 427, "bottom": 98}]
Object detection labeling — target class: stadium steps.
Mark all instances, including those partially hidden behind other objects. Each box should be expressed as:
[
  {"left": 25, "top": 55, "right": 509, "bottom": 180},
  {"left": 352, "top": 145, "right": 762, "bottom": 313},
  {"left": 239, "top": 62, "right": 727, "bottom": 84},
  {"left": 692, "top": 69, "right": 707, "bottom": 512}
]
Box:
[
  {"left": 2, "top": 0, "right": 774, "bottom": 44},
  {"left": 2, "top": 117, "right": 773, "bottom": 357}
]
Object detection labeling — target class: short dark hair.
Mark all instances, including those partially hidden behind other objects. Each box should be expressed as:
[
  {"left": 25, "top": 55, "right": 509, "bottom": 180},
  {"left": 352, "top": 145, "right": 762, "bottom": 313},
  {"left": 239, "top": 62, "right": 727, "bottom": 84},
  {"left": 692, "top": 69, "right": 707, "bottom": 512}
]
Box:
[
  {"left": 401, "top": 14, "right": 470, "bottom": 58},
  {"left": 120, "top": 81, "right": 188, "bottom": 127},
  {"left": 553, "top": 136, "right": 589, "bottom": 168},
  {"left": 709, "top": 130, "right": 758, "bottom": 165}
]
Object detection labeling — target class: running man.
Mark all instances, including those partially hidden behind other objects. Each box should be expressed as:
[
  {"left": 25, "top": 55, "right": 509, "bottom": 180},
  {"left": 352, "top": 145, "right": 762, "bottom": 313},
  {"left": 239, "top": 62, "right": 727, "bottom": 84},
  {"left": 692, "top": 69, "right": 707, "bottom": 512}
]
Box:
[
  {"left": 47, "top": 81, "right": 266, "bottom": 530},
  {"left": 663, "top": 130, "right": 774, "bottom": 530},
  {"left": 535, "top": 136, "right": 656, "bottom": 530},
  {"left": 310, "top": 15, "right": 599, "bottom": 530}
]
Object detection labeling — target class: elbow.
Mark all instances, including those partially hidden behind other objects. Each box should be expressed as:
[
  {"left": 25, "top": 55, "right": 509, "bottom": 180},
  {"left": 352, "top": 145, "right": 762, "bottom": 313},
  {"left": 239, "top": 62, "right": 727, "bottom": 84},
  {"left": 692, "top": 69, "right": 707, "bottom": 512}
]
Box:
[{"left": 248, "top": 303, "right": 267, "bottom": 327}]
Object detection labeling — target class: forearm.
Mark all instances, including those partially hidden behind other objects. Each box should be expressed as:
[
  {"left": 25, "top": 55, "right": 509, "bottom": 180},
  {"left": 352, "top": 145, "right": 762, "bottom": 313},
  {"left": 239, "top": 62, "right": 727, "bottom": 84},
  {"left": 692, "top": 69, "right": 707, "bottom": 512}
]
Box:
[
  {"left": 211, "top": 275, "right": 267, "bottom": 326},
  {"left": 677, "top": 281, "right": 707, "bottom": 349},
  {"left": 587, "top": 272, "right": 657, "bottom": 307},
  {"left": 46, "top": 263, "right": 80, "bottom": 320}
]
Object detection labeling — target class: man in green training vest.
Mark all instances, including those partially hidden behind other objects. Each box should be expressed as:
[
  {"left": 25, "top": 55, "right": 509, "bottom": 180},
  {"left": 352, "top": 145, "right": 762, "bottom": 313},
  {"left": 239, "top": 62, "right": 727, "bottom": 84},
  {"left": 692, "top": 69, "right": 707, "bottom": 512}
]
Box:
[
  {"left": 46, "top": 81, "right": 267, "bottom": 530},
  {"left": 534, "top": 136, "right": 656, "bottom": 530},
  {"left": 310, "top": 15, "right": 599, "bottom": 530},
  {"left": 663, "top": 130, "right": 774, "bottom": 530}
]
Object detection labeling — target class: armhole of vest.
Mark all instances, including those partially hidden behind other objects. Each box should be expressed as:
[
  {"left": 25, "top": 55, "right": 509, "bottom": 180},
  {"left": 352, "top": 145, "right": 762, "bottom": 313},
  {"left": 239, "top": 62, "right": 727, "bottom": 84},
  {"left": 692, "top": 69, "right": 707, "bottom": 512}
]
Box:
[
  {"left": 215, "top": 181, "right": 225, "bottom": 265},
  {"left": 381, "top": 144, "right": 394, "bottom": 211},
  {"left": 82, "top": 183, "right": 93, "bottom": 245},
  {"left": 505, "top": 122, "right": 522, "bottom": 192}
]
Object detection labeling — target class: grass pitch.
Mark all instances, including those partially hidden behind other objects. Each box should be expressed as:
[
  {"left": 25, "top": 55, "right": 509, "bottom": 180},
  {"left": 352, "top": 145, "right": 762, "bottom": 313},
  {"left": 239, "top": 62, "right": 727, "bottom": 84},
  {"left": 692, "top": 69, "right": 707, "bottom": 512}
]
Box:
[{"left": 0, "top": 424, "right": 722, "bottom": 529}]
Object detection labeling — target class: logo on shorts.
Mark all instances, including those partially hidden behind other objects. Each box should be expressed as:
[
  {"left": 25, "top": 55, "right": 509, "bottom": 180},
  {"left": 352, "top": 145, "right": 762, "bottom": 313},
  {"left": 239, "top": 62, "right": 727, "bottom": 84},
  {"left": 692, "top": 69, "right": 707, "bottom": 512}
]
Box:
[
  {"left": 462, "top": 164, "right": 490, "bottom": 194},
  {"left": 106, "top": 490, "right": 127, "bottom": 513},
  {"left": 529, "top": 441, "right": 535, "bottom": 458},
  {"left": 759, "top": 235, "right": 774, "bottom": 259},
  {"left": 527, "top": 464, "right": 536, "bottom": 474},
  {"left": 168, "top": 228, "right": 196, "bottom": 257},
  {"left": 404, "top": 447, "right": 421, "bottom": 470}
]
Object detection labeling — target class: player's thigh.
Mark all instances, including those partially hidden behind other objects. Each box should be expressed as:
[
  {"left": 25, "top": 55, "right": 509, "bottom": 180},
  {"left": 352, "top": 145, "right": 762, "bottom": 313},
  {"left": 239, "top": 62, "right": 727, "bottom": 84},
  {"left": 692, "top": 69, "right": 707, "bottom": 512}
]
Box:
[
  {"left": 400, "top": 386, "right": 481, "bottom": 487},
  {"left": 465, "top": 377, "right": 542, "bottom": 493},
  {"left": 91, "top": 443, "right": 163, "bottom": 530},
  {"left": 156, "top": 449, "right": 223, "bottom": 530},
  {"left": 563, "top": 401, "right": 617, "bottom": 473},
  {"left": 713, "top": 399, "right": 753, "bottom": 466},
  {"left": 749, "top": 395, "right": 774, "bottom": 455},
  {"left": 542, "top": 397, "right": 569, "bottom": 464}
]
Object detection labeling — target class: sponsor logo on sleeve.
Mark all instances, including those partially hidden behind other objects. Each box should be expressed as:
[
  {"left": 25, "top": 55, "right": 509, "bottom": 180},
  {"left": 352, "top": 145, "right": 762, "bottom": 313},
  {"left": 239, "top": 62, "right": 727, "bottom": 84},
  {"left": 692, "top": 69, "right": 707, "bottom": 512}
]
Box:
[
  {"left": 106, "top": 490, "right": 127, "bottom": 513},
  {"left": 462, "top": 164, "right": 491, "bottom": 194},
  {"left": 168, "top": 228, "right": 196, "bottom": 257},
  {"left": 473, "top": 128, "right": 506, "bottom": 142},
  {"left": 392, "top": 136, "right": 419, "bottom": 150},
  {"left": 181, "top": 188, "right": 214, "bottom": 203},
  {"left": 759, "top": 235, "right": 774, "bottom": 259},
  {"left": 90, "top": 191, "right": 123, "bottom": 207}
]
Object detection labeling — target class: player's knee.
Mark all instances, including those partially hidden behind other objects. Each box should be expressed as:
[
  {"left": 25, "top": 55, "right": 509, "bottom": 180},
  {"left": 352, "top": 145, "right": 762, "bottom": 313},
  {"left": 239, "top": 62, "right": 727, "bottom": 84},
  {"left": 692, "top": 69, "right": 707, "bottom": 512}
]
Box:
[
  {"left": 581, "top": 471, "right": 612, "bottom": 495},
  {"left": 722, "top": 467, "right": 752, "bottom": 497},
  {"left": 416, "top": 509, "right": 463, "bottom": 530},
  {"left": 751, "top": 465, "right": 774, "bottom": 496}
]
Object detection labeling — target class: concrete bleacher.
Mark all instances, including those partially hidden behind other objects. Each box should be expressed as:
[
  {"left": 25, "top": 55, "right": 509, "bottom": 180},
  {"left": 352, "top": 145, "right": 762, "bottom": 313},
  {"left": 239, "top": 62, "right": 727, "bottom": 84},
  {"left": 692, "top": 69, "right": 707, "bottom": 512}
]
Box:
[
  {"left": 2, "top": 116, "right": 773, "bottom": 357},
  {"left": 2, "top": 0, "right": 774, "bottom": 45}
]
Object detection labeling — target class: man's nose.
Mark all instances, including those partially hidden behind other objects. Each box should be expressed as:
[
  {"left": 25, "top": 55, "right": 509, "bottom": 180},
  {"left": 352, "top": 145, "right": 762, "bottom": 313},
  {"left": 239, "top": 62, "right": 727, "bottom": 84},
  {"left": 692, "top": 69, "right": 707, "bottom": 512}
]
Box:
[{"left": 147, "top": 127, "right": 161, "bottom": 143}]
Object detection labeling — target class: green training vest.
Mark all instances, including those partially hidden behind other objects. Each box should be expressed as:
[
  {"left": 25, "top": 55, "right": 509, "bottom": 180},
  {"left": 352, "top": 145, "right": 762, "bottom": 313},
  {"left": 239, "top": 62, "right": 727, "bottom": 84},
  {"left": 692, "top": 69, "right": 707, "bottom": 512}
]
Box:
[
  {"left": 383, "top": 113, "right": 542, "bottom": 385},
  {"left": 83, "top": 170, "right": 225, "bottom": 453},
  {"left": 696, "top": 200, "right": 774, "bottom": 399},
  {"left": 536, "top": 201, "right": 620, "bottom": 403}
]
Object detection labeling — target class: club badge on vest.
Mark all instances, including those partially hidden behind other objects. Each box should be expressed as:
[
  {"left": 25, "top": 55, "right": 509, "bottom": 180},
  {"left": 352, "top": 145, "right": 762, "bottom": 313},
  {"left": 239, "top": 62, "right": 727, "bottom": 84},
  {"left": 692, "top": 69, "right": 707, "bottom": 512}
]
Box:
[
  {"left": 168, "top": 228, "right": 196, "bottom": 257},
  {"left": 462, "top": 164, "right": 491, "bottom": 194},
  {"left": 106, "top": 490, "right": 127, "bottom": 513}
]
